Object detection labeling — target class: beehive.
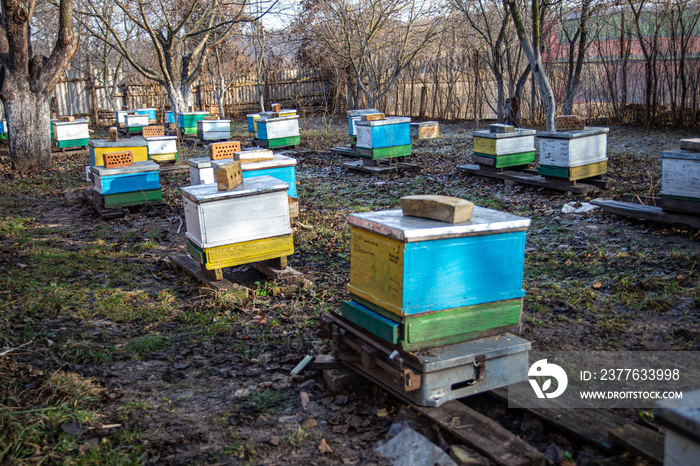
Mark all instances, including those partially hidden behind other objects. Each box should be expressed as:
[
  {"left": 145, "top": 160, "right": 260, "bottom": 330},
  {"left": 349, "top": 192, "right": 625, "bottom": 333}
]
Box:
[
  {"left": 89, "top": 138, "right": 149, "bottom": 167},
  {"left": 177, "top": 112, "right": 210, "bottom": 135},
  {"left": 181, "top": 176, "right": 293, "bottom": 270},
  {"left": 660, "top": 149, "right": 700, "bottom": 200},
  {"left": 347, "top": 109, "right": 381, "bottom": 136},
  {"left": 410, "top": 121, "right": 440, "bottom": 140},
  {"left": 124, "top": 113, "right": 149, "bottom": 133},
  {"left": 136, "top": 107, "right": 157, "bottom": 124},
  {"left": 343, "top": 207, "right": 530, "bottom": 349},
  {"left": 145, "top": 135, "right": 178, "bottom": 163},
  {"left": 355, "top": 117, "right": 411, "bottom": 159},
  {"left": 256, "top": 115, "right": 300, "bottom": 148},
  {"left": 115, "top": 110, "right": 130, "bottom": 128},
  {"left": 537, "top": 127, "right": 609, "bottom": 180},
  {"left": 197, "top": 119, "right": 231, "bottom": 141},
  {"left": 473, "top": 128, "right": 536, "bottom": 168},
  {"left": 165, "top": 111, "right": 175, "bottom": 125},
  {"left": 91, "top": 161, "right": 160, "bottom": 195},
  {"left": 655, "top": 389, "right": 700, "bottom": 466},
  {"left": 0, "top": 119, "right": 7, "bottom": 139},
  {"left": 246, "top": 113, "right": 260, "bottom": 134},
  {"left": 52, "top": 119, "right": 90, "bottom": 148}
]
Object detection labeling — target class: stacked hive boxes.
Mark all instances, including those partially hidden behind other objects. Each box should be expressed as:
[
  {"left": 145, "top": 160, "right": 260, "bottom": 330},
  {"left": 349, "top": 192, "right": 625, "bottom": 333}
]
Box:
[
  {"left": 52, "top": 119, "right": 90, "bottom": 149},
  {"left": 0, "top": 119, "right": 7, "bottom": 139},
  {"left": 473, "top": 124, "right": 536, "bottom": 169},
  {"left": 256, "top": 112, "right": 300, "bottom": 149},
  {"left": 197, "top": 119, "right": 231, "bottom": 141},
  {"left": 324, "top": 197, "right": 531, "bottom": 406},
  {"left": 136, "top": 108, "right": 157, "bottom": 125},
  {"left": 181, "top": 175, "right": 294, "bottom": 273},
  {"left": 537, "top": 117, "right": 609, "bottom": 180},
  {"left": 344, "top": 202, "right": 530, "bottom": 350},
  {"left": 178, "top": 111, "right": 210, "bottom": 135},
  {"left": 654, "top": 389, "right": 700, "bottom": 466},
  {"left": 188, "top": 143, "right": 299, "bottom": 217},
  {"left": 144, "top": 126, "right": 177, "bottom": 163},
  {"left": 660, "top": 139, "right": 700, "bottom": 210},
  {"left": 165, "top": 111, "right": 175, "bottom": 125},
  {"left": 347, "top": 109, "right": 381, "bottom": 146},
  {"left": 355, "top": 115, "right": 411, "bottom": 160},
  {"left": 89, "top": 152, "right": 162, "bottom": 208},
  {"left": 124, "top": 113, "right": 150, "bottom": 134}
]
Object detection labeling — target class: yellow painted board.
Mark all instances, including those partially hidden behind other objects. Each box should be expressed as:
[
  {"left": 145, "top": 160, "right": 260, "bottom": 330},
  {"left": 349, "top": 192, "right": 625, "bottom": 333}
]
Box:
[
  {"left": 200, "top": 234, "right": 294, "bottom": 270},
  {"left": 569, "top": 160, "right": 607, "bottom": 181},
  {"left": 473, "top": 137, "right": 497, "bottom": 155},
  {"left": 347, "top": 228, "right": 404, "bottom": 315},
  {"left": 149, "top": 153, "right": 177, "bottom": 163},
  {"left": 94, "top": 146, "right": 149, "bottom": 166}
]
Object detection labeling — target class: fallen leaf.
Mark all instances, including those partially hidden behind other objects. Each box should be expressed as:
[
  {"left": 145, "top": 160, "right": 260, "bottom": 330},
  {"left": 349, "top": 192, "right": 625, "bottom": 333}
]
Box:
[
  {"left": 376, "top": 408, "right": 389, "bottom": 418},
  {"left": 318, "top": 438, "right": 332, "bottom": 454},
  {"left": 592, "top": 281, "right": 602, "bottom": 289}
]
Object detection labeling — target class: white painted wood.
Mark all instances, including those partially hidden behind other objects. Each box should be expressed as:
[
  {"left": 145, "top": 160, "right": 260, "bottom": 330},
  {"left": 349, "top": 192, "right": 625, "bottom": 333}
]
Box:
[
  {"left": 356, "top": 125, "right": 373, "bottom": 148},
  {"left": 260, "top": 116, "right": 300, "bottom": 139},
  {"left": 539, "top": 133, "right": 607, "bottom": 167},
  {"left": 199, "top": 132, "right": 231, "bottom": 141},
  {"left": 146, "top": 136, "right": 177, "bottom": 154},
  {"left": 125, "top": 114, "right": 149, "bottom": 127},
  {"left": 189, "top": 166, "right": 216, "bottom": 185},
  {"left": 236, "top": 148, "right": 274, "bottom": 163},
  {"left": 663, "top": 430, "right": 700, "bottom": 466},
  {"left": 182, "top": 176, "right": 291, "bottom": 249},
  {"left": 53, "top": 120, "right": 89, "bottom": 140},
  {"left": 475, "top": 135, "right": 535, "bottom": 155},
  {"left": 115, "top": 110, "right": 129, "bottom": 124},
  {"left": 661, "top": 150, "right": 700, "bottom": 198},
  {"left": 197, "top": 120, "right": 231, "bottom": 132}
]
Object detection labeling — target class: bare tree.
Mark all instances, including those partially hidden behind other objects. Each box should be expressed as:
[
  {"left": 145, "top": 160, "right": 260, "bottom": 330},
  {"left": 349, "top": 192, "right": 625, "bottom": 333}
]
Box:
[
  {"left": 80, "top": 0, "right": 275, "bottom": 116},
  {"left": 206, "top": 36, "right": 252, "bottom": 118},
  {"left": 556, "top": 0, "right": 595, "bottom": 115},
  {"left": 0, "top": 0, "right": 80, "bottom": 170},
  {"left": 502, "top": 0, "right": 556, "bottom": 130},
  {"left": 298, "top": 0, "right": 442, "bottom": 111}
]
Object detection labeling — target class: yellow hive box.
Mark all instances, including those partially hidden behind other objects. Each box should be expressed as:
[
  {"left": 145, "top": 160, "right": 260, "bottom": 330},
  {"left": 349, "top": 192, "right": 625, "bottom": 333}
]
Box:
[{"left": 187, "top": 234, "right": 294, "bottom": 270}]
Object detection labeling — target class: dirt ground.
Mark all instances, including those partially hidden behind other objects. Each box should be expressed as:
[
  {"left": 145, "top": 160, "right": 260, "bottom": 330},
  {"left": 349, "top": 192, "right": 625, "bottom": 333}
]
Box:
[{"left": 0, "top": 118, "right": 698, "bottom": 464}]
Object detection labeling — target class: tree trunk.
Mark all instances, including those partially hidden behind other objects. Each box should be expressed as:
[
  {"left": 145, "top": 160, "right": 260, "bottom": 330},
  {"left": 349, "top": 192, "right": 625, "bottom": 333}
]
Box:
[
  {"left": 166, "top": 85, "right": 194, "bottom": 117},
  {"left": 5, "top": 91, "right": 52, "bottom": 171}
]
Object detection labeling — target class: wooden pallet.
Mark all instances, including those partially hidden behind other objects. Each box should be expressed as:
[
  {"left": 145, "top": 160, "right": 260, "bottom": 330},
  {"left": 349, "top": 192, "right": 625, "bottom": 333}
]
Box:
[
  {"left": 342, "top": 159, "right": 420, "bottom": 178},
  {"left": 82, "top": 189, "right": 128, "bottom": 219},
  {"left": 591, "top": 197, "right": 700, "bottom": 229},
  {"left": 458, "top": 164, "right": 610, "bottom": 194},
  {"left": 158, "top": 164, "right": 189, "bottom": 176},
  {"left": 171, "top": 253, "right": 304, "bottom": 287},
  {"left": 51, "top": 146, "right": 88, "bottom": 156}
]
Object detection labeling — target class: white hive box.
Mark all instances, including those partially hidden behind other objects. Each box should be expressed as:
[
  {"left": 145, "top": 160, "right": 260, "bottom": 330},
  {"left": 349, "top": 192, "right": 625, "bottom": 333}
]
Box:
[
  {"left": 347, "top": 109, "right": 381, "bottom": 136},
  {"left": 52, "top": 119, "right": 90, "bottom": 141},
  {"left": 473, "top": 129, "right": 536, "bottom": 155},
  {"left": 181, "top": 175, "right": 292, "bottom": 249},
  {"left": 197, "top": 119, "right": 231, "bottom": 141},
  {"left": 146, "top": 136, "right": 177, "bottom": 155},
  {"left": 661, "top": 150, "right": 700, "bottom": 200},
  {"left": 257, "top": 115, "right": 300, "bottom": 140},
  {"left": 125, "top": 113, "right": 149, "bottom": 128},
  {"left": 115, "top": 110, "right": 130, "bottom": 127},
  {"left": 537, "top": 127, "right": 609, "bottom": 167}
]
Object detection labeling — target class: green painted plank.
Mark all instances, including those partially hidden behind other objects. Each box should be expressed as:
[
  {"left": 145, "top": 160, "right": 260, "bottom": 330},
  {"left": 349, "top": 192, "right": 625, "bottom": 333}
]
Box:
[
  {"left": 53, "top": 138, "right": 90, "bottom": 148},
  {"left": 474, "top": 151, "right": 535, "bottom": 168},
  {"left": 341, "top": 300, "right": 400, "bottom": 344},
  {"left": 538, "top": 162, "right": 607, "bottom": 181},
  {"left": 660, "top": 194, "right": 700, "bottom": 202},
  {"left": 182, "top": 127, "right": 198, "bottom": 135},
  {"left": 266, "top": 135, "right": 300, "bottom": 148},
  {"left": 127, "top": 127, "right": 144, "bottom": 133},
  {"left": 357, "top": 144, "right": 412, "bottom": 160},
  {"left": 0, "top": 133, "right": 8, "bottom": 140},
  {"left": 349, "top": 295, "right": 523, "bottom": 351},
  {"left": 102, "top": 189, "right": 162, "bottom": 208},
  {"left": 186, "top": 240, "right": 206, "bottom": 265}
]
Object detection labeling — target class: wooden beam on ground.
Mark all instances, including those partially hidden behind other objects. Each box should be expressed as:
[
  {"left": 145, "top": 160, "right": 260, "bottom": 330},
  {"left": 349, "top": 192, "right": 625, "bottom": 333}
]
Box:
[
  {"left": 414, "top": 400, "right": 545, "bottom": 466},
  {"left": 590, "top": 199, "right": 700, "bottom": 229},
  {"left": 609, "top": 424, "right": 664, "bottom": 465},
  {"left": 490, "top": 387, "right": 627, "bottom": 452},
  {"left": 169, "top": 254, "right": 239, "bottom": 291}
]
